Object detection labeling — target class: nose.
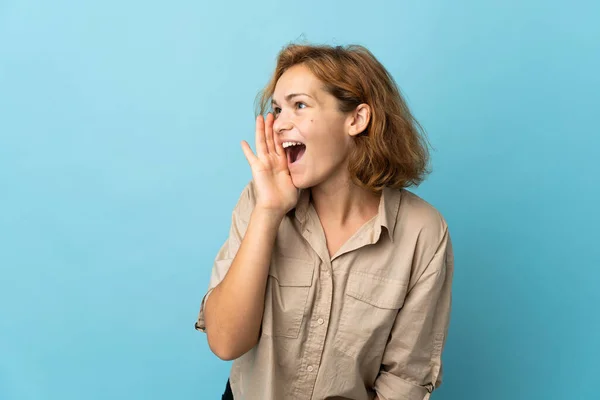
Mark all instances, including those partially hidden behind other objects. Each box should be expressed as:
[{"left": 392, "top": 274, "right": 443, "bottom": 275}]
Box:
[{"left": 272, "top": 112, "right": 293, "bottom": 135}]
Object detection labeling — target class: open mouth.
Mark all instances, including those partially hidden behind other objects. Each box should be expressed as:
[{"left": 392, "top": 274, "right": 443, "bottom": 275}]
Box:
[{"left": 283, "top": 141, "right": 306, "bottom": 164}]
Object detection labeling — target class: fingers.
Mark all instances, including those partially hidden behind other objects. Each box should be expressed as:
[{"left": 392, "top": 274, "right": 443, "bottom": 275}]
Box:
[
  {"left": 255, "top": 115, "right": 267, "bottom": 157},
  {"left": 264, "top": 113, "right": 277, "bottom": 155},
  {"left": 274, "top": 120, "right": 285, "bottom": 157}
]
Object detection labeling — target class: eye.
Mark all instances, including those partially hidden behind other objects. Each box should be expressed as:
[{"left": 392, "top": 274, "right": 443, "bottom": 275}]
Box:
[
  {"left": 272, "top": 107, "right": 282, "bottom": 117},
  {"left": 296, "top": 102, "right": 307, "bottom": 110}
]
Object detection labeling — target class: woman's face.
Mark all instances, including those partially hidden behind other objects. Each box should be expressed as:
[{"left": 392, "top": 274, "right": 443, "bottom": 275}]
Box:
[{"left": 272, "top": 64, "right": 358, "bottom": 189}]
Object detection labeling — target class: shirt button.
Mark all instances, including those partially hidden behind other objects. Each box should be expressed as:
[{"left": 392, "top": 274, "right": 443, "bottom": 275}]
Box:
[
  {"left": 317, "top": 318, "right": 324, "bottom": 325},
  {"left": 307, "top": 366, "right": 314, "bottom": 372}
]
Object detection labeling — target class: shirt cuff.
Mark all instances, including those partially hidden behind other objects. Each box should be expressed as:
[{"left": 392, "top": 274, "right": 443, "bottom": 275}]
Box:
[
  {"left": 374, "top": 371, "right": 432, "bottom": 400},
  {"left": 194, "top": 288, "right": 215, "bottom": 333}
]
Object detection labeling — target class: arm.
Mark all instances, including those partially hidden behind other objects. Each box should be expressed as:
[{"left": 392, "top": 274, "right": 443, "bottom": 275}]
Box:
[
  {"left": 195, "top": 113, "right": 299, "bottom": 360},
  {"left": 204, "top": 206, "right": 284, "bottom": 360},
  {"left": 374, "top": 226, "right": 454, "bottom": 400}
]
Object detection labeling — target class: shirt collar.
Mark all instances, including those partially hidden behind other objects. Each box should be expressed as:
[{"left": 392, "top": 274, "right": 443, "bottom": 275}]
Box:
[{"left": 292, "top": 186, "right": 402, "bottom": 242}]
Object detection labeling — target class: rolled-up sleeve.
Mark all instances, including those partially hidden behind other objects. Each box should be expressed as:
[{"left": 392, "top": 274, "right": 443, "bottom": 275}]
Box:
[
  {"left": 374, "top": 226, "right": 454, "bottom": 400},
  {"left": 194, "top": 181, "right": 255, "bottom": 333}
]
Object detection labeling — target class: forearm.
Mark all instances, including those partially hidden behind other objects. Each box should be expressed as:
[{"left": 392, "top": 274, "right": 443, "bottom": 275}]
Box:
[{"left": 204, "top": 207, "right": 283, "bottom": 360}]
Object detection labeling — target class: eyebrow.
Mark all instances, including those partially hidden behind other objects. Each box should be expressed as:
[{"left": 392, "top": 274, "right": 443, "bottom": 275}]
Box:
[{"left": 271, "top": 93, "right": 313, "bottom": 106}]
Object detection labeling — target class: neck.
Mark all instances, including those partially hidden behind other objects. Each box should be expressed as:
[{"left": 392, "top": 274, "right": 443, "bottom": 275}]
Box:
[{"left": 310, "top": 176, "right": 381, "bottom": 227}]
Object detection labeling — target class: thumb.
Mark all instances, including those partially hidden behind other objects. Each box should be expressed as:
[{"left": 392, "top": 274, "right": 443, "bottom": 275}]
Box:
[{"left": 241, "top": 140, "right": 258, "bottom": 165}]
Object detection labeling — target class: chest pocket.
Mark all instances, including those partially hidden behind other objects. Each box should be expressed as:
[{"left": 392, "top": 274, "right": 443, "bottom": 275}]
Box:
[
  {"left": 334, "top": 271, "right": 408, "bottom": 358},
  {"left": 261, "top": 256, "right": 315, "bottom": 338}
]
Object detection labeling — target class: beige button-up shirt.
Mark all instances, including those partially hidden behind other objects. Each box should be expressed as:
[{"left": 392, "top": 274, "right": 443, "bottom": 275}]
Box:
[{"left": 196, "top": 181, "right": 454, "bottom": 400}]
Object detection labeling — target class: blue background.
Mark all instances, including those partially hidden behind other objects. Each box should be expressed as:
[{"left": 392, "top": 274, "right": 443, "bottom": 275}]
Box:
[{"left": 1, "top": 1, "right": 598, "bottom": 399}]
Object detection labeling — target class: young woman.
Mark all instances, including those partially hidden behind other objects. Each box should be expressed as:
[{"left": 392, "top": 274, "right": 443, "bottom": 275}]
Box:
[{"left": 195, "top": 43, "right": 454, "bottom": 400}]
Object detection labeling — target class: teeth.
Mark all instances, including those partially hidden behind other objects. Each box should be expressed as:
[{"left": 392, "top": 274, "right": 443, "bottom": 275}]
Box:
[{"left": 282, "top": 141, "right": 304, "bottom": 149}]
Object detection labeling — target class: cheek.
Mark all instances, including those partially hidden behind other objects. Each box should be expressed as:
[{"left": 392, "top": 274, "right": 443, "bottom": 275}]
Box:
[
  {"left": 309, "top": 134, "right": 349, "bottom": 166},
  {"left": 301, "top": 117, "right": 349, "bottom": 159}
]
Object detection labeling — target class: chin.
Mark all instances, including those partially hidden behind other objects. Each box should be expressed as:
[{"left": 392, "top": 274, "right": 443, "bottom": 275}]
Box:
[
  {"left": 290, "top": 173, "right": 313, "bottom": 190},
  {"left": 290, "top": 177, "right": 310, "bottom": 190}
]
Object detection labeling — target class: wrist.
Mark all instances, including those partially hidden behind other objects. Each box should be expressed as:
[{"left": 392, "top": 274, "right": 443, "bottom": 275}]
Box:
[{"left": 252, "top": 206, "right": 286, "bottom": 225}]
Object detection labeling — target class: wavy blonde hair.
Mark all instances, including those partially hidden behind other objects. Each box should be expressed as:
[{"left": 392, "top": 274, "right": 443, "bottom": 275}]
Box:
[{"left": 256, "top": 43, "right": 431, "bottom": 192}]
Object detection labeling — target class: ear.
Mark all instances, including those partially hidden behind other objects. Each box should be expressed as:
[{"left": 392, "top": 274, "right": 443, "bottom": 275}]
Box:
[{"left": 347, "top": 103, "right": 371, "bottom": 137}]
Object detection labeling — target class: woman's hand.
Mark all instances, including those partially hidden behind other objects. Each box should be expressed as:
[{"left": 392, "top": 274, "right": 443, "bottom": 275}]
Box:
[{"left": 241, "top": 113, "right": 299, "bottom": 217}]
